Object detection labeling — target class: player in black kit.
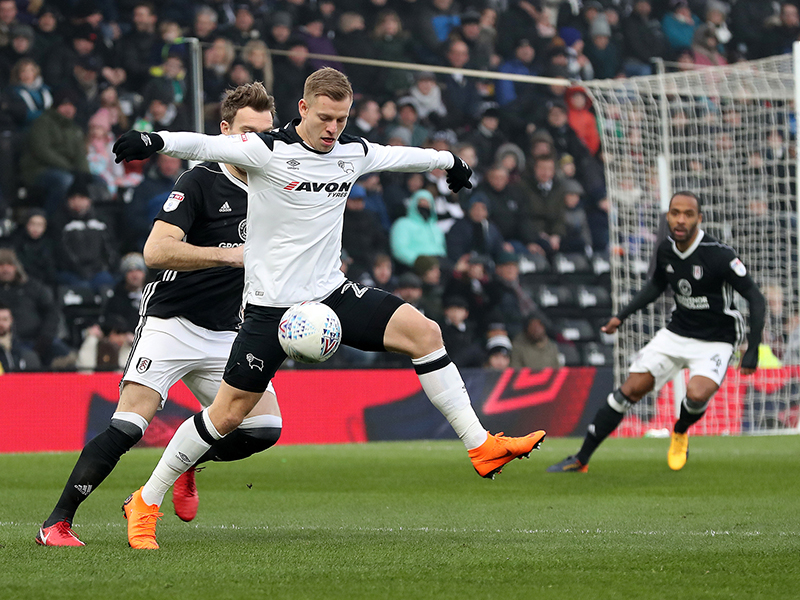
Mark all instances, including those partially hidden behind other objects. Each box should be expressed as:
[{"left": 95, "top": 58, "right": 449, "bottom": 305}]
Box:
[
  {"left": 36, "top": 83, "right": 279, "bottom": 546},
  {"left": 548, "top": 191, "right": 766, "bottom": 473}
]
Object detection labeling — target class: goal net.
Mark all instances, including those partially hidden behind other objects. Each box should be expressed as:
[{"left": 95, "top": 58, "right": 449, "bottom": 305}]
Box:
[{"left": 583, "top": 53, "right": 800, "bottom": 436}]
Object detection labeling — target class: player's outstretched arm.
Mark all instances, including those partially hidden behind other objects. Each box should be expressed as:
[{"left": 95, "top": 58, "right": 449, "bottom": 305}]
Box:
[
  {"left": 144, "top": 221, "right": 243, "bottom": 271},
  {"left": 738, "top": 282, "right": 766, "bottom": 374},
  {"left": 610, "top": 279, "right": 666, "bottom": 329},
  {"left": 114, "top": 130, "right": 271, "bottom": 169}
]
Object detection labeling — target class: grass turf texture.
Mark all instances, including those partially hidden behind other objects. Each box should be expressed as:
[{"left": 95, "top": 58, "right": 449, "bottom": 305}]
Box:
[{"left": 1, "top": 436, "right": 799, "bottom": 600}]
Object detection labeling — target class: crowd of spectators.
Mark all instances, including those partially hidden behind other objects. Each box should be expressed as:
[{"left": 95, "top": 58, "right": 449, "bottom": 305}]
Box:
[{"left": 0, "top": 0, "right": 795, "bottom": 372}]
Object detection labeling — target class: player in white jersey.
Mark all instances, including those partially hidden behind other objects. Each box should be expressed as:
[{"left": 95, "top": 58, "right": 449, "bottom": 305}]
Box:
[
  {"left": 36, "top": 84, "right": 280, "bottom": 547},
  {"left": 113, "top": 68, "right": 546, "bottom": 549}
]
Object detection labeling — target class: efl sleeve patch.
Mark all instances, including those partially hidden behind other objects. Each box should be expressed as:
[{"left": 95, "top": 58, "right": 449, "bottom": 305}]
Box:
[
  {"left": 163, "top": 191, "right": 185, "bottom": 212},
  {"left": 730, "top": 257, "right": 746, "bottom": 277}
]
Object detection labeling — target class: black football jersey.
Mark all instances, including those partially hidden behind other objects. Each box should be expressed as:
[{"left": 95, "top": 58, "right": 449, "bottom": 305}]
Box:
[
  {"left": 140, "top": 162, "right": 248, "bottom": 331},
  {"left": 652, "top": 230, "right": 755, "bottom": 345}
]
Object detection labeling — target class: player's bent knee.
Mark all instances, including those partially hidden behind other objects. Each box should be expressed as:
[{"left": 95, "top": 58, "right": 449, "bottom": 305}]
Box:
[{"left": 684, "top": 397, "right": 709, "bottom": 414}]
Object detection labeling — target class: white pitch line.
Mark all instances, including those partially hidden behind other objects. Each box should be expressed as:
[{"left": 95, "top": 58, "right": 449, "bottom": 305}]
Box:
[{"left": 2, "top": 521, "right": 796, "bottom": 537}]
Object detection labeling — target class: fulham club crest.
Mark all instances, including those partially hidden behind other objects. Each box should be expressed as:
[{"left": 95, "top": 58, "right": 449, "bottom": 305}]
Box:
[
  {"left": 136, "top": 357, "right": 152, "bottom": 373},
  {"left": 693, "top": 265, "right": 703, "bottom": 280}
]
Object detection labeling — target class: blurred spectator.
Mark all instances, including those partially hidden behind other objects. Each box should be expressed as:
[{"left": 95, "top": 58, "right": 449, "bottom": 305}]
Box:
[
  {"left": 358, "top": 252, "right": 398, "bottom": 293},
  {"left": 62, "top": 54, "right": 103, "bottom": 128},
  {"left": 455, "top": 8, "right": 494, "bottom": 71},
  {"left": 0, "top": 248, "right": 67, "bottom": 367},
  {"left": 560, "top": 178, "right": 593, "bottom": 255},
  {"left": 760, "top": 2, "right": 799, "bottom": 58},
  {"left": 272, "top": 37, "right": 312, "bottom": 126},
  {"left": 192, "top": 5, "right": 219, "bottom": 44},
  {"left": 520, "top": 154, "right": 566, "bottom": 256},
  {"left": 389, "top": 189, "right": 446, "bottom": 268},
  {"left": 124, "top": 153, "right": 184, "bottom": 252},
  {"left": 221, "top": 3, "right": 261, "bottom": 47},
  {"left": 55, "top": 178, "right": 117, "bottom": 293},
  {"left": 463, "top": 106, "right": 508, "bottom": 171},
  {"left": 202, "top": 36, "right": 236, "bottom": 109},
  {"left": 541, "top": 98, "right": 590, "bottom": 166},
  {"left": 241, "top": 40, "right": 274, "bottom": 94},
  {"left": 446, "top": 196, "right": 505, "bottom": 264},
  {"left": 265, "top": 11, "right": 293, "bottom": 53},
  {"left": 298, "top": 6, "right": 343, "bottom": 71},
  {"left": 691, "top": 24, "right": 727, "bottom": 66},
  {"left": 444, "top": 252, "right": 492, "bottom": 329},
  {"left": 496, "top": 38, "right": 539, "bottom": 109},
  {"left": 357, "top": 173, "right": 391, "bottom": 232},
  {"left": 8, "top": 209, "right": 57, "bottom": 288},
  {"left": 557, "top": 27, "right": 594, "bottom": 80},
  {"left": 6, "top": 57, "right": 53, "bottom": 128},
  {"left": 345, "top": 97, "right": 382, "bottom": 141},
  {"left": 439, "top": 38, "right": 482, "bottom": 130},
  {"left": 0, "top": 0, "right": 17, "bottom": 47},
  {"left": 96, "top": 84, "right": 129, "bottom": 134},
  {"left": 730, "top": 0, "right": 775, "bottom": 60},
  {"left": 0, "top": 302, "right": 41, "bottom": 372},
  {"left": 584, "top": 15, "right": 621, "bottom": 79},
  {"left": 621, "top": 0, "right": 666, "bottom": 76},
  {"left": 43, "top": 22, "right": 101, "bottom": 92},
  {"left": 494, "top": 142, "right": 526, "bottom": 184},
  {"left": 75, "top": 315, "right": 133, "bottom": 372},
  {"left": 342, "top": 184, "right": 388, "bottom": 277},
  {"left": 151, "top": 51, "right": 187, "bottom": 106},
  {"left": 31, "top": 5, "right": 63, "bottom": 65},
  {"left": 394, "top": 96, "right": 431, "bottom": 147},
  {"left": 510, "top": 312, "right": 560, "bottom": 370},
  {"left": 19, "top": 88, "right": 89, "bottom": 217},
  {"left": 496, "top": 0, "right": 544, "bottom": 60},
  {"left": 704, "top": 1, "right": 732, "bottom": 49},
  {"left": 661, "top": 0, "right": 700, "bottom": 54},
  {"left": 439, "top": 295, "right": 484, "bottom": 368},
  {"left": 369, "top": 10, "right": 415, "bottom": 102},
  {"left": 0, "top": 23, "right": 35, "bottom": 84},
  {"left": 116, "top": 2, "right": 159, "bottom": 90},
  {"left": 393, "top": 271, "right": 423, "bottom": 310},
  {"left": 87, "top": 108, "right": 142, "bottom": 197},
  {"left": 408, "top": 71, "right": 447, "bottom": 129},
  {"left": 416, "top": 0, "right": 462, "bottom": 61},
  {"left": 485, "top": 334, "right": 512, "bottom": 370},
  {"left": 470, "top": 163, "right": 529, "bottom": 247},
  {"left": 565, "top": 87, "right": 600, "bottom": 157},
  {"left": 133, "top": 77, "right": 191, "bottom": 132},
  {"left": 334, "top": 12, "right": 372, "bottom": 94},
  {"left": 414, "top": 255, "right": 444, "bottom": 323},
  {"left": 103, "top": 252, "right": 145, "bottom": 333},
  {"left": 490, "top": 250, "right": 537, "bottom": 338}
]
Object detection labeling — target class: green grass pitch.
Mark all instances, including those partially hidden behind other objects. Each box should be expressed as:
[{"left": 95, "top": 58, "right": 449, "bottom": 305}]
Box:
[{"left": 2, "top": 436, "right": 799, "bottom": 600}]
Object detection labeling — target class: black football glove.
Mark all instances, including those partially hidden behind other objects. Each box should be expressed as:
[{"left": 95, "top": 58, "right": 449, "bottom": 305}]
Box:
[
  {"left": 445, "top": 152, "right": 473, "bottom": 193},
  {"left": 113, "top": 130, "right": 165, "bottom": 163},
  {"left": 740, "top": 345, "right": 759, "bottom": 371}
]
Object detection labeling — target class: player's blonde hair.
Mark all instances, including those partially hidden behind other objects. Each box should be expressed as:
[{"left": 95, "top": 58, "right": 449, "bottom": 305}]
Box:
[
  {"left": 221, "top": 82, "right": 276, "bottom": 125},
  {"left": 303, "top": 67, "right": 353, "bottom": 104}
]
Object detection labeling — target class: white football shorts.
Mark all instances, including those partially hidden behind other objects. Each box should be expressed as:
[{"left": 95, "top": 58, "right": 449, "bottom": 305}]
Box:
[
  {"left": 628, "top": 328, "right": 734, "bottom": 392},
  {"left": 123, "top": 315, "right": 274, "bottom": 409}
]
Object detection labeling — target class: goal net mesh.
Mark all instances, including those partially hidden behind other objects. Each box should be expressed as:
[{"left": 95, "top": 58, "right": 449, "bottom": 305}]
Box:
[{"left": 583, "top": 55, "right": 800, "bottom": 435}]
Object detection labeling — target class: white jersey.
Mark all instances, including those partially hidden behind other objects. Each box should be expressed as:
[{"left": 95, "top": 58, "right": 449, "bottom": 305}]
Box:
[{"left": 158, "top": 122, "right": 453, "bottom": 307}]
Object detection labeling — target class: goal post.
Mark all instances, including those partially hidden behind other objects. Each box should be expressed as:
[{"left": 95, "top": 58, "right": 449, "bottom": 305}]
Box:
[{"left": 583, "top": 51, "right": 800, "bottom": 436}]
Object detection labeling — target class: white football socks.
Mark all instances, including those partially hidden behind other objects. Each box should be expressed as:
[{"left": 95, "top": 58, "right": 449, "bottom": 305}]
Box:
[
  {"left": 413, "top": 348, "right": 488, "bottom": 450},
  {"left": 140, "top": 409, "right": 224, "bottom": 507}
]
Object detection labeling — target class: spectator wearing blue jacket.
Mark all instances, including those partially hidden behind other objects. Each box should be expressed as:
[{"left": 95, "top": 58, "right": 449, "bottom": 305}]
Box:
[{"left": 390, "top": 189, "right": 447, "bottom": 268}]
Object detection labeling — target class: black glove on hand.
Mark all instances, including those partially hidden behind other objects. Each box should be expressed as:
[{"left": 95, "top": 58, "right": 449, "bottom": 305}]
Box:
[
  {"left": 445, "top": 152, "right": 473, "bottom": 193},
  {"left": 113, "top": 130, "right": 165, "bottom": 163},
  {"left": 740, "top": 345, "right": 759, "bottom": 371}
]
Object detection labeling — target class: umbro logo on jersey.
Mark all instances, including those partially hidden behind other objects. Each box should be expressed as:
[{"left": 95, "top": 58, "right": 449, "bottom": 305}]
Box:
[
  {"left": 284, "top": 181, "right": 353, "bottom": 197},
  {"left": 287, "top": 159, "right": 300, "bottom": 169},
  {"left": 219, "top": 202, "right": 232, "bottom": 212},
  {"left": 666, "top": 264, "right": 674, "bottom": 273},
  {"left": 74, "top": 484, "right": 93, "bottom": 496}
]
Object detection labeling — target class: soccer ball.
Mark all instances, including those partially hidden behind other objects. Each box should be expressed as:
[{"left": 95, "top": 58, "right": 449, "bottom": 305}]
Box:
[{"left": 278, "top": 301, "right": 342, "bottom": 364}]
